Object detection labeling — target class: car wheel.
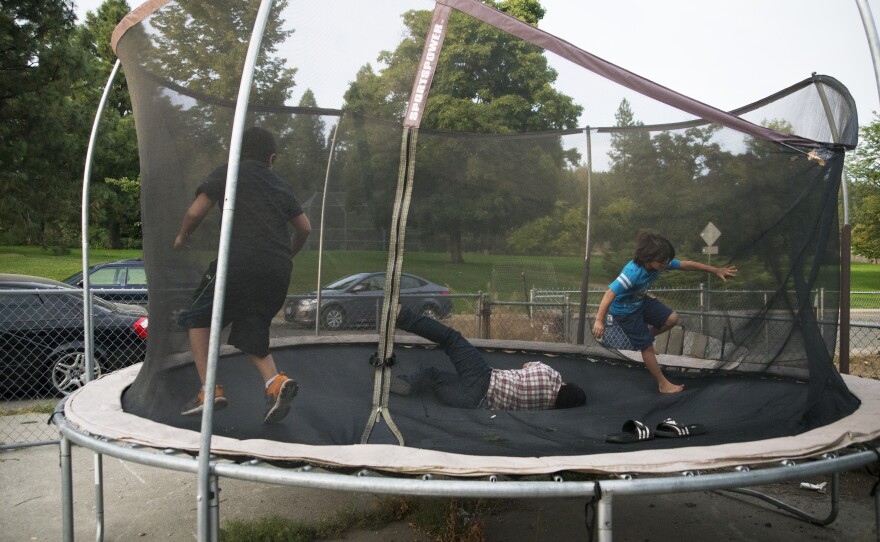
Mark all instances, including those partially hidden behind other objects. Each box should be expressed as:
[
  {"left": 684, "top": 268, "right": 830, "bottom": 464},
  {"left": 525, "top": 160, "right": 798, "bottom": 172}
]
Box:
[
  {"left": 51, "top": 351, "right": 102, "bottom": 395},
  {"left": 420, "top": 304, "right": 441, "bottom": 320},
  {"left": 322, "top": 306, "right": 346, "bottom": 330}
]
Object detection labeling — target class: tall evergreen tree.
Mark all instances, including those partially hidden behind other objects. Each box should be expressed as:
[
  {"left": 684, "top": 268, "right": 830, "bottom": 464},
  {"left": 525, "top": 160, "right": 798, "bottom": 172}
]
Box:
[{"left": 0, "top": 0, "right": 91, "bottom": 246}]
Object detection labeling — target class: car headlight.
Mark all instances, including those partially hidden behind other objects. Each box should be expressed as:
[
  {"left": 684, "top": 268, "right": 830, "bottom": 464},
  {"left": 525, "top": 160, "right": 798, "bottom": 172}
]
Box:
[{"left": 299, "top": 299, "right": 317, "bottom": 307}]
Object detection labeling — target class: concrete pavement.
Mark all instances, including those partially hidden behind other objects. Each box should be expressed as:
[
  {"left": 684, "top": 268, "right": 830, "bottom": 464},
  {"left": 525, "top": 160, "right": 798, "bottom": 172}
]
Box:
[{"left": 1, "top": 433, "right": 877, "bottom": 541}]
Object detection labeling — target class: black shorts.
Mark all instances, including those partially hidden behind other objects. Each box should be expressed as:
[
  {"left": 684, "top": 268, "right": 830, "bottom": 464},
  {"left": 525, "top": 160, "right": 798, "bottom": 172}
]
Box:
[
  {"left": 612, "top": 297, "right": 674, "bottom": 351},
  {"left": 178, "top": 260, "right": 291, "bottom": 358}
]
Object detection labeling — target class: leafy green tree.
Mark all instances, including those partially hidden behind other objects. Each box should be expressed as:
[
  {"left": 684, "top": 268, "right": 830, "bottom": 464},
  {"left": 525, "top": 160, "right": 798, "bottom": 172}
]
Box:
[
  {"left": 77, "top": 0, "right": 142, "bottom": 248},
  {"left": 342, "top": 0, "right": 582, "bottom": 263},
  {"left": 506, "top": 200, "right": 585, "bottom": 255},
  {"left": 0, "top": 0, "right": 92, "bottom": 247},
  {"left": 846, "top": 114, "right": 880, "bottom": 259},
  {"left": 146, "top": 0, "right": 296, "bottom": 144}
]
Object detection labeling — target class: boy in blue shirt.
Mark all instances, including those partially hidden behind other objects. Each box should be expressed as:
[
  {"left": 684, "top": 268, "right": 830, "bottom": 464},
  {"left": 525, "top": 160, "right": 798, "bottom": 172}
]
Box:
[{"left": 592, "top": 230, "right": 736, "bottom": 393}]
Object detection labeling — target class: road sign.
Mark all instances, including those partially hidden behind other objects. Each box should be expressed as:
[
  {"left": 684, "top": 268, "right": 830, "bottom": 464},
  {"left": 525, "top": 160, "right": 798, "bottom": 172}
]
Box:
[
  {"left": 702, "top": 246, "right": 719, "bottom": 255},
  {"left": 701, "top": 222, "right": 721, "bottom": 246}
]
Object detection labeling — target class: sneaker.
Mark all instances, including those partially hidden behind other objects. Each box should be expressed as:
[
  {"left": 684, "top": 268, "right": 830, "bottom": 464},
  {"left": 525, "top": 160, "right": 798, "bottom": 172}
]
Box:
[
  {"left": 180, "top": 385, "right": 229, "bottom": 416},
  {"left": 263, "top": 373, "right": 298, "bottom": 424},
  {"left": 389, "top": 376, "right": 411, "bottom": 396}
]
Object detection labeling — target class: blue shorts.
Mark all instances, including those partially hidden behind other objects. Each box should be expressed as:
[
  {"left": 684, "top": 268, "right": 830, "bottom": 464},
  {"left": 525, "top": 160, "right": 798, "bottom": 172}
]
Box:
[{"left": 611, "top": 297, "right": 674, "bottom": 351}]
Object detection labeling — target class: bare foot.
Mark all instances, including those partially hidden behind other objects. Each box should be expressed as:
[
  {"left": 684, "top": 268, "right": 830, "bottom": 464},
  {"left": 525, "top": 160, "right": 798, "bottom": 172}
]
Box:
[{"left": 659, "top": 382, "right": 684, "bottom": 394}]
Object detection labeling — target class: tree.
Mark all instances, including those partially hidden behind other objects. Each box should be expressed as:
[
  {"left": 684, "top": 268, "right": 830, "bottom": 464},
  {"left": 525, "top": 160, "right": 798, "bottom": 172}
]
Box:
[
  {"left": 276, "top": 89, "right": 328, "bottom": 196},
  {"left": 146, "top": 0, "right": 297, "bottom": 142},
  {"left": 846, "top": 115, "right": 880, "bottom": 259},
  {"left": 0, "top": 0, "right": 92, "bottom": 247},
  {"left": 342, "top": 0, "right": 582, "bottom": 263},
  {"left": 77, "top": 0, "right": 142, "bottom": 248}
]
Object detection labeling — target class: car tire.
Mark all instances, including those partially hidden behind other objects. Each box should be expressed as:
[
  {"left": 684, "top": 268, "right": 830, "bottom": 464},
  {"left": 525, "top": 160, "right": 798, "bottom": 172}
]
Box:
[
  {"left": 51, "top": 351, "right": 102, "bottom": 395},
  {"left": 321, "top": 306, "right": 346, "bottom": 330},
  {"left": 420, "top": 304, "right": 441, "bottom": 320}
]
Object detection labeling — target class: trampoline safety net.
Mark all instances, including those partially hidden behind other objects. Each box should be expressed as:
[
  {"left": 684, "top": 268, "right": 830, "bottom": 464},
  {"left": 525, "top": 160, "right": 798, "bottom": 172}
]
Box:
[{"left": 110, "top": 0, "right": 860, "bottom": 462}]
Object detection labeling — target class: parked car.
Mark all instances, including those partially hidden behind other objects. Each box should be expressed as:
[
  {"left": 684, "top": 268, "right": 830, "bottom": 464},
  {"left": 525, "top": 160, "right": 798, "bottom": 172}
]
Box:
[
  {"left": 62, "top": 258, "right": 149, "bottom": 304},
  {"left": 285, "top": 272, "right": 452, "bottom": 330},
  {"left": 62, "top": 258, "right": 203, "bottom": 312},
  {"left": 0, "top": 274, "right": 148, "bottom": 397}
]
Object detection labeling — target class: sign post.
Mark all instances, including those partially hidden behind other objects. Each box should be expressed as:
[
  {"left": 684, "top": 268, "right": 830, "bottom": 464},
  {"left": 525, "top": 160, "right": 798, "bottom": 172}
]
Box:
[{"left": 700, "top": 222, "right": 721, "bottom": 313}]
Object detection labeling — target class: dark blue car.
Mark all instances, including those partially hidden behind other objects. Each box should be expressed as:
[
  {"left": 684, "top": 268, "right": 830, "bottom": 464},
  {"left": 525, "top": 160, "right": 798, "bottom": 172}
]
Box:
[{"left": 62, "top": 258, "right": 149, "bottom": 305}]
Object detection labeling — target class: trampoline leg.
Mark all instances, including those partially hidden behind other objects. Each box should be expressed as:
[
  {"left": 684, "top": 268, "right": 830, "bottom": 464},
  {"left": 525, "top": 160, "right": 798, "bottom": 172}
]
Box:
[
  {"left": 209, "top": 474, "right": 220, "bottom": 542},
  {"left": 723, "top": 471, "right": 840, "bottom": 526},
  {"left": 874, "top": 479, "right": 879, "bottom": 542},
  {"left": 60, "top": 436, "right": 74, "bottom": 542},
  {"left": 596, "top": 494, "right": 613, "bottom": 542},
  {"left": 94, "top": 453, "right": 105, "bottom": 542}
]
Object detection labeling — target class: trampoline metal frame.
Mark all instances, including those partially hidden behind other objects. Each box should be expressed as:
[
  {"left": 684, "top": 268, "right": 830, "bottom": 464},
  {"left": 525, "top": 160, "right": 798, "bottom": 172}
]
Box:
[
  {"left": 66, "top": 1, "right": 880, "bottom": 540},
  {"left": 53, "top": 409, "right": 880, "bottom": 541}
]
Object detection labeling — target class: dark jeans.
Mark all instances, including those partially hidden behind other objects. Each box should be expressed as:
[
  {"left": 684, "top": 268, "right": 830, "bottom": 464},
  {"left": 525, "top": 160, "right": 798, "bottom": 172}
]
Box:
[{"left": 396, "top": 307, "right": 492, "bottom": 408}]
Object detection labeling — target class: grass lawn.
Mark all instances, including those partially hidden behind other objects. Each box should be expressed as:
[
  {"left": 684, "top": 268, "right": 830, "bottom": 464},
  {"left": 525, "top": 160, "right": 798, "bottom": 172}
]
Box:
[
  {"left": 0, "top": 246, "right": 144, "bottom": 281},
  {"left": 852, "top": 262, "right": 880, "bottom": 291},
  {"left": 1, "top": 246, "right": 877, "bottom": 307}
]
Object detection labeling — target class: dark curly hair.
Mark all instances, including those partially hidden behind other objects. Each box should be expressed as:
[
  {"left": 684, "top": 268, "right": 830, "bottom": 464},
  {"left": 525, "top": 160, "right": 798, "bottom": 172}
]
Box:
[{"left": 633, "top": 229, "right": 675, "bottom": 267}]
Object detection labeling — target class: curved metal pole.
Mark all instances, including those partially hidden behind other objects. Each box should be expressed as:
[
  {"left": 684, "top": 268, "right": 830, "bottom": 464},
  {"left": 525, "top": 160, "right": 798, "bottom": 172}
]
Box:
[
  {"left": 81, "top": 59, "right": 121, "bottom": 388},
  {"left": 840, "top": 171, "right": 852, "bottom": 374},
  {"left": 80, "top": 58, "right": 122, "bottom": 542},
  {"left": 856, "top": 0, "right": 880, "bottom": 107},
  {"left": 576, "top": 127, "right": 593, "bottom": 345},
  {"left": 196, "top": 1, "right": 276, "bottom": 540},
  {"left": 314, "top": 119, "right": 341, "bottom": 335}
]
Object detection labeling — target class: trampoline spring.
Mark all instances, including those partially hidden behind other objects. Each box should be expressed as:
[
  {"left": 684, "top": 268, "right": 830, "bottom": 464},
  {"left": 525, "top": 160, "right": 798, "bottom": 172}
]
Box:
[
  {"left": 246, "top": 459, "right": 262, "bottom": 466},
  {"left": 681, "top": 471, "right": 695, "bottom": 477},
  {"left": 162, "top": 448, "right": 176, "bottom": 455},
  {"left": 821, "top": 452, "right": 839, "bottom": 460},
  {"left": 488, "top": 475, "right": 498, "bottom": 482},
  {"left": 734, "top": 465, "right": 750, "bottom": 472},
  {"left": 780, "top": 459, "right": 796, "bottom": 467},
  {"left": 553, "top": 474, "right": 564, "bottom": 482},
  {"left": 616, "top": 473, "right": 632, "bottom": 480},
  {"left": 421, "top": 473, "right": 433, "bottom": 481}
]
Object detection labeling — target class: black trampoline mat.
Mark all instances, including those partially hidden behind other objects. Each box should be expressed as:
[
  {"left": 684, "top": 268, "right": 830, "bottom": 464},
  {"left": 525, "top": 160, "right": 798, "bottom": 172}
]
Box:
[{"left": 122, "top": 343, "right": 850, "bottom": 458}]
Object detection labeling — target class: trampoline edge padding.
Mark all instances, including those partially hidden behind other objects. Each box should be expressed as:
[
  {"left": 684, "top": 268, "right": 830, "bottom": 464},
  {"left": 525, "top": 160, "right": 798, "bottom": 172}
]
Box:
[{"left": 65, "top": 362, "right": 880, "bottom": 477}]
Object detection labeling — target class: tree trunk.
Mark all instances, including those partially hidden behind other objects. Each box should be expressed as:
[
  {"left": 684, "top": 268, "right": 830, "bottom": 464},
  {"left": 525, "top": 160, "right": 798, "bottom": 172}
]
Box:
[
  {"left": 449, "top": 230, "right": 464, "bottom": 264},
  {"left": 109, "top": 222, "right": 122, "bottom": 249}
]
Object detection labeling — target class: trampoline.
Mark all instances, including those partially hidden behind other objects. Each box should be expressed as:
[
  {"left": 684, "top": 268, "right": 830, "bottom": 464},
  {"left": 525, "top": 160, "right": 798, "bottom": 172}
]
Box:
[{"left": 57, "top": 0, "right": 880, "bottom": 540}]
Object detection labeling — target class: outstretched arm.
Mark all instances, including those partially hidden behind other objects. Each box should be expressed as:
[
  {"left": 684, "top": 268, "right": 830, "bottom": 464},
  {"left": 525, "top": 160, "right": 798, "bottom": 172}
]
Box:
[
  {"left": 678, "top": 260, "right": 737, "bottom": 281},
  {"left": 174, "top": 193, "right": 214, "bottom": 249},
  {"left": 592, "top": 289, "right": 617, "bottom": 339}
]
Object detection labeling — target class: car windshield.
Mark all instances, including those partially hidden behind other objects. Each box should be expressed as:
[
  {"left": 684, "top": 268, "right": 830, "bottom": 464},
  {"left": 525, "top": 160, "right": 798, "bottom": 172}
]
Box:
[
  {"left": 61, "top": 271, "right": 83, "bottom": 284},
  {"left": 324, "top": 274, "right": 367, "bottom": 291}
]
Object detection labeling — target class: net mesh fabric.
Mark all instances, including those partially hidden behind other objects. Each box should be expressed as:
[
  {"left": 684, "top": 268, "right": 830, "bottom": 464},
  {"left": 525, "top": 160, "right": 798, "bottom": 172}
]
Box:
[{"left": 115, "top": 0, "right": 858, "bottom": 450}]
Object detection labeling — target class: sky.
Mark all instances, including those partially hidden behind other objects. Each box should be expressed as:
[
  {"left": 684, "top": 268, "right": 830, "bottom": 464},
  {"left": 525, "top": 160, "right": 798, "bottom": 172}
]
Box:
[{"left": 72, "top": 0, "right": 880, "bottom": 127}]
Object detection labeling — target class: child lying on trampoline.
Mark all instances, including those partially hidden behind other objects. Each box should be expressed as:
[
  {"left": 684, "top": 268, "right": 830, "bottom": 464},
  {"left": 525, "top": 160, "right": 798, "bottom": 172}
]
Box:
[
  {"left": 391, "top": 306, "right": 586, "bottom": 410},
  {"left": 592, "top": 230, "right": 736, "bottom": 394}
]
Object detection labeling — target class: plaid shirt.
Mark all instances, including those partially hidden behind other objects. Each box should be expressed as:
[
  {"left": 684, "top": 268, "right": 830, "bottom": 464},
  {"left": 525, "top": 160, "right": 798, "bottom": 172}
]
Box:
[{"left": 486, "top": 362, "right": 562, "bottom": 410}]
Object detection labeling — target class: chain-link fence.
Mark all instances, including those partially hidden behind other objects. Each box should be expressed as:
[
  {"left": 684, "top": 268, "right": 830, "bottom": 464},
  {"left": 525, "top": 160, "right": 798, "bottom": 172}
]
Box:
[
  {"left": 3, "top": 284, "right": 877, "bottom": 447},
  {"left": 0, "top": 287, "right": 148, "bottom": 448}
]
